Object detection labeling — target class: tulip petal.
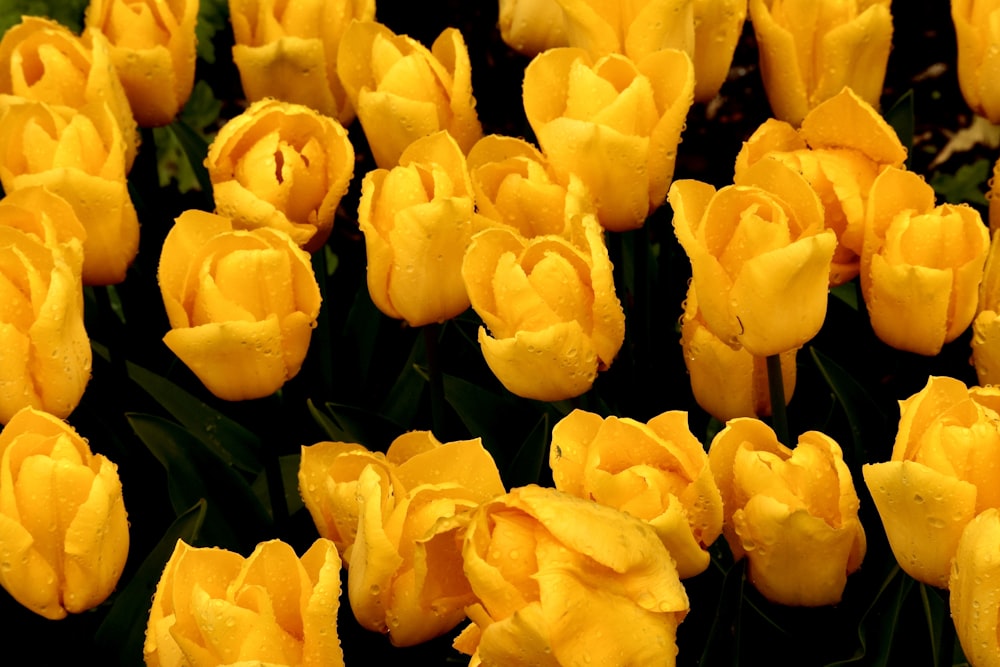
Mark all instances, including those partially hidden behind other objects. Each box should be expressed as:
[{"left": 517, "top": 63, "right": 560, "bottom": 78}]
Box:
[{"left": 949, "top": 508, "right": 1000, "bottom": 666}]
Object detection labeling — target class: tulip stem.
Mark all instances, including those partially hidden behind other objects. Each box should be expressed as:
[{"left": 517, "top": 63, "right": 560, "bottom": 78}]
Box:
[
  {"left": 766, "top": 354, "right": 790, "bottom": 446},
  {"left": 424, "top": 324, "right": 447, "bottom": 437}
]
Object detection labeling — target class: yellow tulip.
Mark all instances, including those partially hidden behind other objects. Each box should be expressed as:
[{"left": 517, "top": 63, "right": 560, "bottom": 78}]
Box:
[
  {"left": 0, "top": 190, "right": 90, "bottom": 425},
  {"left": 549, "top": 0, "right": 746, "bottom": 102},
  {"left": 863, "top": 376, "right": 1000, "bottom": 588},
  {"left": 206, "top": 98, "right": 355, "bottom": 253},
  {"left": 734, "top": 87, "right": 907, "bottom": 286},
  {"left": 157, "top": 210, "right": 322, "bottom": 401},
  {"left": 0, "top": 99, "right": 138, "bottom": 285},
  {"left": 748, "top": 0, "right": 893, "bottom": 126},
  {"left": 670, "top": 158, "right": 837, "bottom": 357},
  {"left": 467, "top": 134, "right": 573, "bottom": 238},
  {"left": 497, "top": 0, "right": 570, "bottom": 56},
  {"left": 680, "top": 285, "right": 797, "bottom": 422},
  {"left": 0, "top": 16, "right": 139, "bottom": 170},
  {"left": 454, "top": 485, "right": 689, "bottom": 666},
  {"left": 84, "top": 0, "right": 199, "bottom": 127},
  {"left": 230, "top": 0, "right": 375, "bottom": 123},
  {"left": 462, "top": 190, "right": 625, "bottom": 401},
  {"left": 358, "top": 130, "right": 482, "bottom": 327},
  {"left": 0, "top": 407, "right": 128, "bottom": 620},
  {"left": 549, "top": 408, "right": 723, "bottom": 578},
  {"left": 953, "top": 0, "right": 1000, "bottom": 122},
  {"left": 349, "top": 440, "right": 505, "bottom": 645},
  {"left": 144, "top": 538, "right": 344, "bottom": 667},
  {"left": 949, "top": 508, "right": 1000, "bottom": 666},
  {"left": 523, "top": 46, "right": 694, "bottom": 231},
  {"left": 973, "top": 230, "right": 1000, "bottom": 384},
  {"left": 709, "top": 419, "right": 866, "bottom": 606},
  {"left": 337, "top": 21, "right": 482, "bottom": 168},
  {"left": 861, "top": 166, "right": 989, "bottom": 356}
]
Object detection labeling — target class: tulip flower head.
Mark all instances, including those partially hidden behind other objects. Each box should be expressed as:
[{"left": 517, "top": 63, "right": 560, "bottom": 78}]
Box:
[
  {"left": 670, "top": 158, "right": 837, "bottom": 357},
  {"left": 230, "top": 0, "right": 375, "bottom": 124},
  {"left": 953, "top": 0, "right": 1000, "bottom": 123},
  {"left": 455, "top": 485, "right": 689, "bottom": 665},
  {"left": 157, "top": 210, "right": 322, "bottom": 401},
  {"left": 338, "top": 21, "right": 482, "bottom": 168},
  {"left": 864, "top": 376, "right": 1000, "bottom": 588},
  {"left": 84, "top": 0, "right": 199, "bottom": 127},
  {"left": 709, "top": 419, "right": 866, "bottom": 606},
  {"left": 861, "top": 166, "right": 989, "bottom": 356},
  {"left": 749, "top": 0, "right": 893, "bottom": 126},
  {"left": 0, "top": 407, "right": 128, "bottom": 620},
  {"left": 498, "top": 0, "right": 570, "bottom": 56},
  {"left": 144, "top": 538, "right": 345, "bottom": 667},
  {"left": 949, "top": 508, "right": 1000, "bottom": 666},
  {"left": 523, "top": 46, "right": 695, "bottom": 231},
  {"left": 549, "top": 408, "right": 724, "bottom": 578},
  {"left": 206, "top": 98, "right": 355, "bottom": 253}
]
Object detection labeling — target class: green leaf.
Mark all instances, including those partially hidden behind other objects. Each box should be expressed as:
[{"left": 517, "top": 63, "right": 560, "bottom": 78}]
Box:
[
  {"left": 165, "top": 112, "right": 215, "bottom": 199},
  {"left": 825, "top": 565, "right": 905, "bottom": 666},
  {"left": 505, "top": 412, "right": 549, "bottom": 488},
  {"left": 379, "top": 335, "right": 427, "bottom": 427},
  {"left": 0, "top": 0, "right": 88, "bottom": 34},
  {"left": 309, "top": 400, "right": 402, "bottom": 450},
  {"left": 128, "top": 361, "right": 263, "bottom": 474},
  {"left": 94, "top": 500, "right": 207, "bottom": 666},
  {"left": 930, "top": 158, "right": 991, "bottom": 206},
  {"left": 884, "top": 89, "right": 915, "bottom": 169},
  {"left": 444, "top": 373, "right": 535, "bottom": 470},
  {"left": 251, "top": 453, "right": 305, "bottom": 517},
  {"left": 195, "top": 0, "right": 229, "bottom": 64}
]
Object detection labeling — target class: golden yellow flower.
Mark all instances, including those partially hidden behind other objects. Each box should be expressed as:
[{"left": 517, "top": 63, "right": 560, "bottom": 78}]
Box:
[
  {"left": 359, "top": 130, "right": 482, "bottom": 327},
  {"left": 949, "top": 508, "right": 1000, "bottom": 666},
  {"left": 84, "top": 0, "right": 199, "bottom": 127},
  {"left": 670, "top": 158, "right": 836, "bottom": 357},
  {"left": 157, "top": 210, "right": 322, "bottom": 401},
  {"left": 523, "top": 46, "right": 694, "bottom": 231},
  {"left": 863, "top": 376, "right": 1000, "bottom": 588},
  {"left": 206, "top": 98, "right": 355, "bottom": 252},
  {"left": 0, "top": 16, "right": 139, "bottom": 170},
  {"left": 972, "top": 230, "right": 1000, "bottom": 384},
  {"left": 144, "top": 538, "right": 344, "bottom": 667},
  {"left": 454, "top": 485, "right": 689, "bottom": 666},
  {"left": 348, "top": 434, "right": 505, "bottom": 646},
  {"left": 680, "top": 285, "right": 797, "bottom": 422},
  {"left": 709, "top": 418, "right": 866, "bottom": 606},
  {"left": 734, "top": 87, "right": 907, "bottom": 286},
  {"left": 229, "top": 0, "right": 374, "bottom": 123},
  {"left": 749, "top": 0, "right": 893, "bottom": 126},
  {"left": 861, "top": 166, "right": 989, "bottom": 356},
  {"left": 953, "top": 0, "right": 1000, "bottom": 122},
  {"left": 549, "top": 0, "right": 747, "bottom": 102},
  {"left": 497, "top": 0, "right": 570, "bottom": 56},
  {"left": 549, "top": 408, "right": 723, "bottom": 578},
  {"left": 337, "top": 20, "right": 482, "bottom": 168},
  {"left": 0, "top": 189, "right": 90, "bottom": 425},
  {"left": 467, "top": 134, "right": 572, "bottom": 239},
  {"left": 0, "top": 99, "right": 138, "bottom": 285},
  {"left": 462, "top": 190, "right": 625, "bottom": 401},
  {"left": 0, "top": 407, "right": 128, "bottom": 620}
]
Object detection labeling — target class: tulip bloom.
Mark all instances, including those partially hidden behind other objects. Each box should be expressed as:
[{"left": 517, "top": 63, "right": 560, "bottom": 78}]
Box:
[
  {"left": 0, "top": 407, "right": 128, "bottom": 620},
  {"left": 523, "top": 46, "right": 694, "bottom": 231},
  {"left": 359, "top": 131, "right": 482, "bottom": 327},
  {"left": 734, "top": 87, "right": 907, "bottom": 286},
  {"left": 498, "top": 0, "right": 570, "bottom": 56},
  {"left": 338, "top": 21, "right": 482, "bottom": 168},
  {"left": 0, "top": 16, "right": 139, "bottom": 170},
  {"left": 549, "top": 409, "right": 724, "bottom": 578},
  {"left": 455, "top": 485, "right": 689, "bottom": 666},
  {"left": 949, "top": 508, "right": 1000, "bottom": 665},
  {"left": 348, "top": 434, "right": 505, "bottom": 646},
  {"left": 157, "top": 210, "right": 322, "bottom": 401},
  {"left": 953, "top": 0, "right": 1000, "bottom": 122},
  {"left": 0, "top": 99, "right": 138, "bottom": 285},
  {"left": 749, "top": 0, "right": 893, "bottom": 126},
  {"left": 467, "top": 134, "right": 572, "bottom": 238},
  {"left": 84, "top": 0, "right": 199, "bottom": 126},
  {"left": 680, "top": 285, "right": 797, "bottom": 422},
  {"left": 206, "top": 98, "right": 355, "bottom": 252},
  {"left": 462, "top": 191, "right": 625, "bottom": 401},
  {"left": 670, "top": 158, "right": 836, "bottom": 357},
  {"left": 144, "top": 538, "right": 344, "bottom": 667},
  {"left": 230, "top": 0, "right": 375, "bottom": 124},
  {"left": 0, "top": 190, "right": 90, "bottom": 425},
  {"left": 709, "top": 419, "right": 866, "bottom": 606},
  {"left": 864, "top": 376, "right": 1000, "bottom": 588},
  {"left": 861, "top": 166, "right": 989, "bottom": 356}
]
